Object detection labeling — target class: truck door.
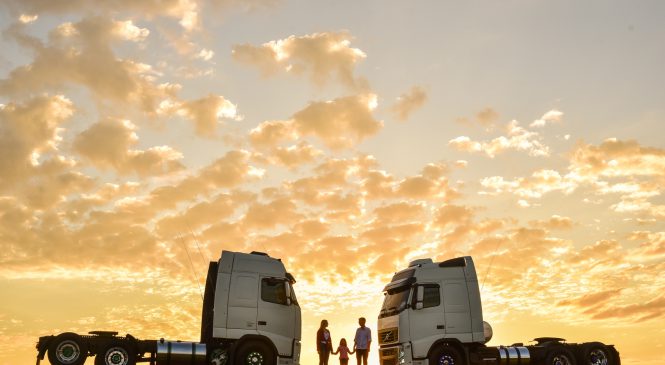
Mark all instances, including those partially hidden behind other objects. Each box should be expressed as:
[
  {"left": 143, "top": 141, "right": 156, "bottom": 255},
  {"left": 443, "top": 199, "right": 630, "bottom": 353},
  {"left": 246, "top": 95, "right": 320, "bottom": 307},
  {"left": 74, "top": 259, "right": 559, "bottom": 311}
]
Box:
[
  {"left": 257, "top": 277, "right": 296, "bottom": 357},
  {"left": 442, "top": 281, "right": 472, "bottom": 336},
  {"left": 408, "top": 283, "right": 444, "bottom": 357},
  {"left": 227, "top": 272, "right": 259, "bottom": 331}
]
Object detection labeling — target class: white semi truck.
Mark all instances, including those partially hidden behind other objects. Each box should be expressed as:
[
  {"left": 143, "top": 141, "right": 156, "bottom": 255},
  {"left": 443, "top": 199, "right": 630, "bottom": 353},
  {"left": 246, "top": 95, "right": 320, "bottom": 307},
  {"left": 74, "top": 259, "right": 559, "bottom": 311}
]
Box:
[
  {"left": 377, "top": 256, "right": 620, "bottom": 365},
  {"left": 35, "top": 251, "right": 302, "bottom": 365}
]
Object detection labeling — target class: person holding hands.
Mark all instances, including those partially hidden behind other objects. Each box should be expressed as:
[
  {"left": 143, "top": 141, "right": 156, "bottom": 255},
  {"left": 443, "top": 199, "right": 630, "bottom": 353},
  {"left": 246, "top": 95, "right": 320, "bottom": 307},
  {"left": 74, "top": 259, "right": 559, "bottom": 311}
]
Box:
[
  {"left": 331, "top": 338, "right": 354, "bottom": 365},
  {"left": 353, "top": 317, "right": 371, "bottom": 365}
]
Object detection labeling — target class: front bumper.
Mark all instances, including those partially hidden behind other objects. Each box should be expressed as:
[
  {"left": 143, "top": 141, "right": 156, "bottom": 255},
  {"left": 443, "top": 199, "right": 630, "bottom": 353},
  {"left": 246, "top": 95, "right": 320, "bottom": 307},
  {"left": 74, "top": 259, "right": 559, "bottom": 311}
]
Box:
[
  {"left": 379, "top": 343, "right": 430, "bottom": 365},
  {"left": 380, "top": 343, "right": 426, "bottom": 365}
]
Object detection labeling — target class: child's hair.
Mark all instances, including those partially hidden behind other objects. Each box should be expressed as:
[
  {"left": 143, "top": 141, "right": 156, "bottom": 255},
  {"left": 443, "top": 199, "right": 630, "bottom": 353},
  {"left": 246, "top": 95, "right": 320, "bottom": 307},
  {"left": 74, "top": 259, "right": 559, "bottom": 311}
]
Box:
[{"left": 339, "top": 338, "right": 347, "bottom": 346}]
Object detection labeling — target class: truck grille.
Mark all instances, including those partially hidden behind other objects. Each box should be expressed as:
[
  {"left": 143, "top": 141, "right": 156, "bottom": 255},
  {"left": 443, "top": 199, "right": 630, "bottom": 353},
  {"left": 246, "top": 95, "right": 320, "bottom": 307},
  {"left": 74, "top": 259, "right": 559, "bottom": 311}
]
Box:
[
  {"left": 378, "top": 327, "right": 398, "bottom": 345},
  {"left": 380, "top": 348, "right": 398, "bottom": 365}
]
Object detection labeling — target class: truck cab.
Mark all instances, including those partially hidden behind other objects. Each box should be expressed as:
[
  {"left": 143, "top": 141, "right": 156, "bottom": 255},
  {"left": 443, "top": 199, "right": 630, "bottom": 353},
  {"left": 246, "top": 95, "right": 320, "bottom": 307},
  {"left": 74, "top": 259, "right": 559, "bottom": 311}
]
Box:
[
  {"left": 377, "top": 257, "right": 484, "bottom": 365},
  {"left": 205, "top": 250, "right": 302, "bottom": 365}
]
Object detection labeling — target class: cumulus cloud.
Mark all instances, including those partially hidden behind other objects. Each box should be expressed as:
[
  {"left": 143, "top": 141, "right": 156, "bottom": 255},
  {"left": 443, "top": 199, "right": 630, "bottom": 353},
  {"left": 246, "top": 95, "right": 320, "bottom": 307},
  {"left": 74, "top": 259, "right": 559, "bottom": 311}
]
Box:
[
  {"left": 529, "top": 215, "right": 574, "bottom": 230},
  {"left": 627, "top": 231, "right": 665, "bottom": 259},
  {"left": 172, "top": 94, "right": 240, "bottom": 137},
  {"left": 529, "top": 109, "right": 563, "bottom": 128},
  {"left": 480, "top": 169, "right": 577, "bottom": 199},
  {"left": 569, "top": 138, "right": 665, "bottom": 178},
  {"left": 0, "top": 17, "right": 175, "bottom": 114},
  {"left": 391, "top": 86, "right": 427, "bottom": 121},
  {"left": 249, "top": 94, "right": 381, "bottom": 150},
  {"left": 232, "top": 32, "right": 367, "bottom": 89},
  {"left": 456, "top": 107, "right": 500, "bottom": 129},
  {"left": 449, "top": 120, "right": 550, "bottom": 158},
  {"left": 269, "top": 143, "right": 323, "bottom": 168},
  {"left": 0, "top": 95, "right": 74, "bottom": 188},
  {"left": 73, "top": 118, "right": 184, "bottom": 176},
  {"left": 155, "top": 193, "right": 239, "bottom": 238},
  {"left": 478, "top": 139, "right": 665, "bottom": 218},
  {"left": 1, "top": 0, "right": 201, "bottom": 32}
]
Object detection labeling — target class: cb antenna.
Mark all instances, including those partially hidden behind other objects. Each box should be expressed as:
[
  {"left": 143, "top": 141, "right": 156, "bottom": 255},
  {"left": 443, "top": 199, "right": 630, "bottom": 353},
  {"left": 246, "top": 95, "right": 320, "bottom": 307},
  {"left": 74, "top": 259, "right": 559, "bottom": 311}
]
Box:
[{"left": 178, "top": 234, "right": 204, "bottom": 302}]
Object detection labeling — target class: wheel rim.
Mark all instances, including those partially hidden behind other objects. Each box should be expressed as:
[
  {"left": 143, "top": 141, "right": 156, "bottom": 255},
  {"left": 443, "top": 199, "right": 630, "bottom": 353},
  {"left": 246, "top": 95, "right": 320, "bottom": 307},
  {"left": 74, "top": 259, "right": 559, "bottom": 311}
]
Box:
[
  {"left": 245, "top": 350, "right": 264, "bottom": 365},
  {"left": 105, "top": 347, "right": 129, "bottom": 365},
  {"left": 588, "top": 349, "right": 608, "bottom": 365},
  {"left": 56, "top": 340, "right": 81, "bottom": 364},
  {"left": 438, "top": 354, "right": 455, "bottom": 365},
  {"left": 553, "top": 354, "right": 573, "bottom": 365}
]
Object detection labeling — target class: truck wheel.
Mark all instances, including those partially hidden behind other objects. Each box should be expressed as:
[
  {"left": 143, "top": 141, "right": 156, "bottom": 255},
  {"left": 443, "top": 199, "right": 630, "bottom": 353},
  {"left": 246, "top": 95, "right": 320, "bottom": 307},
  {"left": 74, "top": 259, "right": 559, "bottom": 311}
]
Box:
[
  {"left": 578, "top": 342, "right": 611, "bottom": 365},
  {"left": 428, "top": 345, "right": 462, "bottom": 365},
  {"left": 47, "top": 332, "right": 88, "bottom": 365},
  {"left": 94, "top": 342, "right": 136, "bottom": 365},
  {"left": 234, "top": 341, "right": 275, "bottom": 365},
  {"left": 545, "top": 346, "right": 577, "bottom": 365}
]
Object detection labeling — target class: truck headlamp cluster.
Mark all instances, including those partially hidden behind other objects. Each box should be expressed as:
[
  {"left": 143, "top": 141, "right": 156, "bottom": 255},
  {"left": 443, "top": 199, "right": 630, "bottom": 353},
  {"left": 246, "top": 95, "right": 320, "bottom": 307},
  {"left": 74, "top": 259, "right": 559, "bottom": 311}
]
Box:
[{"left": 398, "top": 346, "right": 407, "bottom": 365}]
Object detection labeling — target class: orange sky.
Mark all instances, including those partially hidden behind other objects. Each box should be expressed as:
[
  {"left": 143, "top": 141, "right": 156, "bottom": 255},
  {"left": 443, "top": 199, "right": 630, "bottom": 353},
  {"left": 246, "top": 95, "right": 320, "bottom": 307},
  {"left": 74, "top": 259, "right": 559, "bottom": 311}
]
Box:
[{"left": 1, "top": 1, "right": 664, "bottom": 365}]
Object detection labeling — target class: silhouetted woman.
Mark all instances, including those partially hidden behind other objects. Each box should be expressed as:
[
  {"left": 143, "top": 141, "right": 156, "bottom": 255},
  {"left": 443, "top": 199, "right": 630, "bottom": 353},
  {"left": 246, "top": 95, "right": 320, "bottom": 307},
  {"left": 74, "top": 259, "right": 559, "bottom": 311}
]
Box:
[{"left": 317, "top": 319, "right": 333, "bottom": 365}]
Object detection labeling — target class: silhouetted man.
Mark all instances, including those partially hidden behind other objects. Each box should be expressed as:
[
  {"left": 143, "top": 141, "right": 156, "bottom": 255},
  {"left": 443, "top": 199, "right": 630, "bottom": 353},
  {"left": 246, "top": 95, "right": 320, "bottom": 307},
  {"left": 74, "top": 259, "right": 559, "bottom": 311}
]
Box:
[{"left": 354, "top": 317, "right": 371, "bottom": 365}]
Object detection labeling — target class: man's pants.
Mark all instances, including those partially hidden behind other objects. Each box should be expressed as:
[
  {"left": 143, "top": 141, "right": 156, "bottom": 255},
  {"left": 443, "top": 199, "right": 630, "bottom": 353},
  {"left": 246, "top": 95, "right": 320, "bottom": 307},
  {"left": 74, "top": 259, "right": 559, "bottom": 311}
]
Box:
[{"left": 355, "top": 349, "right": 368, "bottom": 365}]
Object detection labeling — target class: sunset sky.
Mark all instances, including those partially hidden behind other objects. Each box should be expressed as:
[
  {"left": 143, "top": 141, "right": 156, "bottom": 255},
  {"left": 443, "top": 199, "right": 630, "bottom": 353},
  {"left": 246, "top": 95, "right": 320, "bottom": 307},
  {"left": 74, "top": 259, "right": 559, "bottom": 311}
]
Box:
[{"left": 1, "top": 1, "right": 664, "bottom": 364}]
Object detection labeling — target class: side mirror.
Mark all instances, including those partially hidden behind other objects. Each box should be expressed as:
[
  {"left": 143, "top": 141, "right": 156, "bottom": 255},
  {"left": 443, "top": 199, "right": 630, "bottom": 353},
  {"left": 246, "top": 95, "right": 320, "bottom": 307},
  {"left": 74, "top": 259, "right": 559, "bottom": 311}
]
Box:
[{"left": 414, "top": 286, "right": 424, "bottom": 310}]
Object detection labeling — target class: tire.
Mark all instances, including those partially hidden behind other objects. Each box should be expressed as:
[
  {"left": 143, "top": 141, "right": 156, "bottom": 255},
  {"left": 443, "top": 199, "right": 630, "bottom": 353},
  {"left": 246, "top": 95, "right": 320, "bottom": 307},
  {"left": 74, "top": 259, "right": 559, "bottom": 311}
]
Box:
[
  {"left": 578, "top": 342, "right": 612, "bottom": 365},
  {"left": 428, "top": 345, "right": 463, "bottom": 365},
  {"left": 234, "top": 341, "right": 275, "bottom": 365},
  {"left": 47, "top": 332, "right": 89, "bottom": 365},
  {"left": 545, "top": 346, "right": 577, "bottom": 365},
  {"left": 94, "top": 341, "right": 136, "bottom": 365}
]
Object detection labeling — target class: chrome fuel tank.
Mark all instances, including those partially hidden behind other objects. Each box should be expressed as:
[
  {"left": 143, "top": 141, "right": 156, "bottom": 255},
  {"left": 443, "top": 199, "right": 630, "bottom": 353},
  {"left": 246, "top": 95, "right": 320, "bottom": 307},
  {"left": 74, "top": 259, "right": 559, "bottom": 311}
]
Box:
[
  {"left": 497, "top": 346, "right": 530, "bottom": 365},
  {"left": 156, "top": 340, "right": 207, "bottom": 365}
]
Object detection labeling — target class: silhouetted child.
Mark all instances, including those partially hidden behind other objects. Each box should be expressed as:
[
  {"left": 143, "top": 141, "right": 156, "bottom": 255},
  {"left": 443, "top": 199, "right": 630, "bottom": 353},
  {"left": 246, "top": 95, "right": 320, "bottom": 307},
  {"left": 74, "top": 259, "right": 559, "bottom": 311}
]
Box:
[{"left": 331, "top": 338, "right": 354, "bottom": 365}]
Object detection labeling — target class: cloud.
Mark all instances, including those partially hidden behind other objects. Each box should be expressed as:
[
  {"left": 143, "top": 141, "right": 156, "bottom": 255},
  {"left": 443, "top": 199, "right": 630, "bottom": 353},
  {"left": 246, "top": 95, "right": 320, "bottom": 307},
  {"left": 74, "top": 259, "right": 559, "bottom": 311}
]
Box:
[
  {"left": 242, "top": 196, "right": 301, "bottom": 229},
  {"left": 0, "top": 95, "right": 74, "bottom": 188},
  {"left": 172, "top": 94, "right": 240, "bottom": 137},
  {"left": 391, "top": 86, "right": 427, "bottom": 121},
  {"left": 628, "top": 231, "right": 665, "bottom": 259},
  {"left": 480, "top": 170, "right": 577, "bottom": 199},
  {"left": 1, "top": 17, "right": 175, "bottom": 114},
  {"left": 269, "top": 143, "right": 323, "bottom": 168},
  {"left": 569, "top": 138, "right": 665, "bottom": 178},
  {"left": 1, "top": 0, "right": 201, "bottom": 32},
  {"left": 372, "top": 202, "right": 425, "bottom": 223},
  {"left": 249, "top": 120, "right": 297, "bottom": 147},
  {"left": 449, "top": 120, "right": 550, "bottom": 158},
  {"left": 155, "top": 193, "right": 239, "bottom": 238},
  {"left": 476, "top": 139, "right": 665, "bottom": 220},
  {"left": 250, "top": 94, "right": 382, "bottom": 150},
  {"left": 558, "top": 289, "right": 624, "bottom": 308},
  {"left": 232, "top": 32, "right": 367, "bottom": 89},
  {"left": 455, "top": 107, "right": 500, "bottom": 129},
  {"left": 589, "top": 294, "right": 665, "bottom": 322},
  {"left": 73, "top": 118, "right": 184, "bottom": 176},
  {"left": 529, "top": 215, "right": 574, "bottom": 230},
  {"left": 530, "top": 109, "right": 563, "bottom": 128}
]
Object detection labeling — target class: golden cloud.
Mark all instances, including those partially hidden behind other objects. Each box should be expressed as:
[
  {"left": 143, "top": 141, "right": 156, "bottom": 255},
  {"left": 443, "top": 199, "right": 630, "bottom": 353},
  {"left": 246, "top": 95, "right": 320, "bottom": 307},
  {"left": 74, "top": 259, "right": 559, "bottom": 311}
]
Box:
[
  {"left": 74, "top": 118, "right": 184, "bottom": 176},
  {"left": 449, "top": 120, "right": 550, "bottom": 158},
  {"left": 1, "top": 17, "right": 175, "bottom": 114},
  {"left": 173, "top": 94, "right": 240, "bottom": 137},
  {"left": 391, "top": 86, "right": 428, "bottom": 121},
  {"left": 232, "top": 32, "right": 367, "bottom": 89}
]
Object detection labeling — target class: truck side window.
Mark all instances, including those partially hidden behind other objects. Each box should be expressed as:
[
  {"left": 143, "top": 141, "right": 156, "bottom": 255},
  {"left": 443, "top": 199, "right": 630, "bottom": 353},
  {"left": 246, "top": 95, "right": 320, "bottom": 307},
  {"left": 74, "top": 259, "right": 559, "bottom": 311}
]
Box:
[
  {"left": 422, "top": 285, "right": 440, "bottom": 308},
  {"left": 261, "top": 278, "right": 288, "bottom": 305}
]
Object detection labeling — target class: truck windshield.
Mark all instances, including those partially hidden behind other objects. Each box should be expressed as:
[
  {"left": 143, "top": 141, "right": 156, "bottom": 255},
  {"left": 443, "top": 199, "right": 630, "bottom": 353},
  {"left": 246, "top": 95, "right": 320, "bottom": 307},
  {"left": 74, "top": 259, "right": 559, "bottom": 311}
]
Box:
[{"left": 379, "top": 286, "right": 411, "bottom": 318}]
